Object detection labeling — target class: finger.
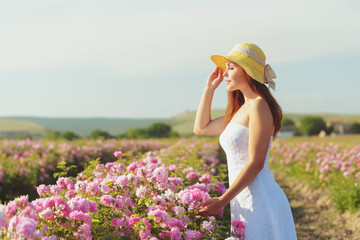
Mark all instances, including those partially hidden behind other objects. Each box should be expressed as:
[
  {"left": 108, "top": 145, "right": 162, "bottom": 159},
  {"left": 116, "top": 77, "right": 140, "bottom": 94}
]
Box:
[
  {"left": 199, "top": 212, "right": 208, "bottom": 217},
  {"left": 199, "top": 205, "right": 211, "bottom": 214},
  {"left": 214, "top": 74, "right": 223, "bottom": 84},
  {"left": 198, "top": 209, "right": 209, "bottom": 216},
  {"left": 218, "top": 68, "right": 223, "bottom": 78},
  {"left": 212, "top": 67, "right": 219, "bottom": 74},
  {"left": 198, "top": 206, "right": 208, "bottom": 212},
  {"left": 209, "top": 69, "right": 218, "bottom": 78},
  {"left": 201, "top": 200, "right": 210, "bottom": 207}
]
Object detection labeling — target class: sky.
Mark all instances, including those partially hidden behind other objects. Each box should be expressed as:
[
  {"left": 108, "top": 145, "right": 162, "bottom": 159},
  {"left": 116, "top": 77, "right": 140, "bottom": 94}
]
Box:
[{"left": 0, "top": 0, "right": 359, "bottom": 118}]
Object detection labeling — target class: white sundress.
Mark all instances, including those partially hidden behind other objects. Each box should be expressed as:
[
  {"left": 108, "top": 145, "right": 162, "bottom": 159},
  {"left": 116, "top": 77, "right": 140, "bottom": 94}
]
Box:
[{"left": 219, "top": 122, "right": 297, "bottom": 240}]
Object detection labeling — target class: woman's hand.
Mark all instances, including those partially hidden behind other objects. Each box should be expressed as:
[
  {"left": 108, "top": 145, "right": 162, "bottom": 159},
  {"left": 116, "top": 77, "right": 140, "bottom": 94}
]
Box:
[
  {"left": 198, "top": 197, "right": 225, "bottom": 217},
  {"left": 206, "top": 67, "right": 223, "bottom": 91}
]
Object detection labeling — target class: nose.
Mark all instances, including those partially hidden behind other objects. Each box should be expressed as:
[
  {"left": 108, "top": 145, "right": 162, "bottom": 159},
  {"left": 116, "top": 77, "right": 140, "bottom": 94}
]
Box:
[{"left": 223, "top": 66, "right": 229, "bottom": 77}]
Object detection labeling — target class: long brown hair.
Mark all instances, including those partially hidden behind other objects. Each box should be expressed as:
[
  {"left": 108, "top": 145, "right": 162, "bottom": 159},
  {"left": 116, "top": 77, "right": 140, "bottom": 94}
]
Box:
[{"left": 223, "top": 77, "right": 283, "bottom": 137}]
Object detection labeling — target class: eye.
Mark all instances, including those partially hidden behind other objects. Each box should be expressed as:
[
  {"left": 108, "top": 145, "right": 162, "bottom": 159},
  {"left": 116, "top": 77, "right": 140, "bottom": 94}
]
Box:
[{"left": 226, "top": 64, "right": 233, "bottom": 70}]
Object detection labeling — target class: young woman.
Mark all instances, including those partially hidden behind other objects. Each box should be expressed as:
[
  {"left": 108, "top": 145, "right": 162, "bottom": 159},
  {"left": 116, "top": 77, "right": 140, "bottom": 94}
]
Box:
[{"left": 194, "top": 43, "right": 297, "bottom": 239}]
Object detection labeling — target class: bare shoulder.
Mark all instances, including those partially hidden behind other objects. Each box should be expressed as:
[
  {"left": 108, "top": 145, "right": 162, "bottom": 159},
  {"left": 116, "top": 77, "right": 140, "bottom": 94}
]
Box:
[
  {"left": 249, "top": 98, "right": 273, "bottom": 128},
  {"left": 251, "top": 98, "right": 271, "bottom": 115}
]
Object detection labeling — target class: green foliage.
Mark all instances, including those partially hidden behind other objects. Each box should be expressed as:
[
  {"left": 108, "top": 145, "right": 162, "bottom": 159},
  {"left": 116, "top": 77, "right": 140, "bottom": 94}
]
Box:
[
  {"left": 328, "top": 175, "right": 360, "bottom": 212},
  {"left": 80, "top": 158, "right": 101, "bottom": 180},
  {"left": 147, "top": 123, "right": 171, "bottom": 138},
  {"left": 16, "top": 134, "right": 33, "bottom": 140},
  {"left": 282, "top": 117, "right": 295, "bottom": 127},
  {"left": 120, "top": 122, "right": 179, "bottom": 139},
  {"left": 169, "top": 131, "right": 180, "bottom": 138},
  {"left": 292, "top": 128, "right": 303, "bottom": 136},
  {"left": 122, "top": 128, "right": 150, "bottom": 139},
  {"left": 45, "top": 130, "right": 61, "bottom": 140},
  {"left": 349, "top": 122, "right": 360, "bottom": 134},
  {"left": 61, "top": 131, "right": 80, "bottom": 140},
  {"left": 53, "top": 161, "right": 78, "bottom": 181},
  {"left": 89, "top": 129, "right": 113, "bottom": 139},
  {"left": 300, "top": 116, "right": 326, "bottom": 136}
]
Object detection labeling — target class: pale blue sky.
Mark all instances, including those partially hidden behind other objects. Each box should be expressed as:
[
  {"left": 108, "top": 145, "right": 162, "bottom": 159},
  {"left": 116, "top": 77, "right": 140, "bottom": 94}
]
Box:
[{"left": 1, "top": 0, "right": 359, "bottom": 118}]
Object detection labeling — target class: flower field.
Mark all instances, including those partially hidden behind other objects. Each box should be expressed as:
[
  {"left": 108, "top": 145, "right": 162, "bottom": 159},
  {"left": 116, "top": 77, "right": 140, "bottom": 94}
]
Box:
[
  {"left": 2, "top": 135, "right": 359, "bottom": 239},
  {"left": 0, "top": 139, "right": 167, "bottom": 202},
  {"left": 0, "top": 139, "right": 245, "bottom": 239},
  {"left": 269, "top": 137, "right": 360, "bottom": 212}
]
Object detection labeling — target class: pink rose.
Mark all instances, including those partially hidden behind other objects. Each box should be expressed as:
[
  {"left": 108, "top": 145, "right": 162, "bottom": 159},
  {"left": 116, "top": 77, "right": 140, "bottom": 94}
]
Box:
[
  {"left": 113, "top": 151, "right": 122, "bottom": 157},
  {"left": 129, "top": 216, "right": 141, "bottom": 226}
]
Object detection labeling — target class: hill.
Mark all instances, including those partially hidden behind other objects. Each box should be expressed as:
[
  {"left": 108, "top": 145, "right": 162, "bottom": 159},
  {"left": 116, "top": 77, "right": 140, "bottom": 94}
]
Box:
[
  {"left": 0, "top": 119, "right": 47, "bottom": 138},
  {"left": 0, "top": 117, "right": 166, "bottom": 136},
  {"left": 166, "top": 109, "right": 225, "bottom": 136}
]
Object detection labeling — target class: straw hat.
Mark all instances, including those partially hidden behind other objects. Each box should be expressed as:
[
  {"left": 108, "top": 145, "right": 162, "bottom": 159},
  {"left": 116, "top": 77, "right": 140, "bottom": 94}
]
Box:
[{"left": 210, "top": 43, "right": 276, "bottom": 90}]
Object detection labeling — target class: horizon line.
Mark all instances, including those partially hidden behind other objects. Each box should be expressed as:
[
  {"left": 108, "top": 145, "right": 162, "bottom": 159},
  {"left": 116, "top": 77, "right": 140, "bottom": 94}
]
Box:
[{"left": 1, "top": 111, "right": 360, "bottom": 119}]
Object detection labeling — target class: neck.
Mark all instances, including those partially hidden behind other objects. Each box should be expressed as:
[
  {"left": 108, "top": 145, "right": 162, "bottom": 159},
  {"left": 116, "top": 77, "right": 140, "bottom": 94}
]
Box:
[{"left": 239, "top": 84, "right": 259, "bottom": 104}]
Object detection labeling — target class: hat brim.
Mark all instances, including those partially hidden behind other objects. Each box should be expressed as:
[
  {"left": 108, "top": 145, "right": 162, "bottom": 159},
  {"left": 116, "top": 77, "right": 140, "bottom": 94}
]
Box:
[
  {"left": 210, "top": 53, "right": 265, "bottom": 84},
  {"left": 210, "top": 55, "right": 228, "bottom": 73}
]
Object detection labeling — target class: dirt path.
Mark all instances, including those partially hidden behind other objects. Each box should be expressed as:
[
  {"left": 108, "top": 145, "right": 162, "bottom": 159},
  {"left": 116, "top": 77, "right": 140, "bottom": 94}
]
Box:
[{"left": 273, "top": 171, "right": 360, "bottom": 240}]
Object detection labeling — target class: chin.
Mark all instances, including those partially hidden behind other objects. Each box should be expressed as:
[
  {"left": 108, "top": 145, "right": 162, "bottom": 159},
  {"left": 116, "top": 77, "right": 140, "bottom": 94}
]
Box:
[{"left": 226, "top": 86, "right": 237, "bottom": 92}]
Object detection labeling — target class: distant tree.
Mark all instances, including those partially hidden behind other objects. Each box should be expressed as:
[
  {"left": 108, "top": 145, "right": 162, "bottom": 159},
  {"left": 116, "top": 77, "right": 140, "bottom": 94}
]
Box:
[
  {"left": 45, "top": 130, "right": 61, "bottom": 140},
  {"left": 120, "top": 123, "right": 179, "bottom": 139},
  {"left": 282, "top": 118, "right": 295, "bottom": 127},
  {"left": 292, "top": 128, "right": 303, "bottom": 137},
  {"left": 116, "top": 133, "right": 125, "bottom": 139},
  {"left": 147, "top": 123, "right": 172, "bottom": 138},
  {"left": 300, "top": 116, "right": 327, "bottom": 136},
  {"left": 124, "top": 128, "right": 149, "bottom": 139},
  {"left": 17, "top": 134, "right": 33, "bottom": 140},
  {"left": 349, "top": 122, "right": 360, "bottom": 134},
  {"left": 61, "top": 131, "right": 80, "bottom": 140},
  {"left": 169, "top": 131, "right": 180, "bottom": 138},
  {"left": 89, "top": 129, "right": 113, "bottom": 139}
]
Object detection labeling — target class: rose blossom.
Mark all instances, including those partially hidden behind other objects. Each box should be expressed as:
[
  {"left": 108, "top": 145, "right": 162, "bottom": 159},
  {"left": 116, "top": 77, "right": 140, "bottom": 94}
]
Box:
[{"left": 113, "top": 151, "right": 122, "bottom": 157}]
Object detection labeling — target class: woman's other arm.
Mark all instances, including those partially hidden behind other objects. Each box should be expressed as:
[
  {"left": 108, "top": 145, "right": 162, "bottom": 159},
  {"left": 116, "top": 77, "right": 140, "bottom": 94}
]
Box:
[
  {"left": 193, "top": 67, "right": 225, "bottom": 136},
  {"left": 219, "top": 99, "right": 273, "bottom": 203}
]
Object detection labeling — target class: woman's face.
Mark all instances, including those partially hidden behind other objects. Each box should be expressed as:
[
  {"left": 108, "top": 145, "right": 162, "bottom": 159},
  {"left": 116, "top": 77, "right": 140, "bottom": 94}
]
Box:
[{"left": 223, "top": 61, "right": 249, "bottom": 91}]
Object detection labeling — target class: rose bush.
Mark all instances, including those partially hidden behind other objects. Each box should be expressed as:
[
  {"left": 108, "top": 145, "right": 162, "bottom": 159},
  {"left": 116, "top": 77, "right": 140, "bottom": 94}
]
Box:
[
  {"left": 0, "top": 139, "right": 166, "bottom": 202},
  {"left": 0, "top": 139, "right": 244, "bottom": 239},
  {"left": 270, "top": 139, "right": 360, "bottom": 211}
]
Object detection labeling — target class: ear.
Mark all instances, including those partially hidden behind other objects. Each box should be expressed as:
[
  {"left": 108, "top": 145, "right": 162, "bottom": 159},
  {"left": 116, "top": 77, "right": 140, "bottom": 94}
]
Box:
[{"left": 244, "top": 71, "right": 251, "bottom": 82}]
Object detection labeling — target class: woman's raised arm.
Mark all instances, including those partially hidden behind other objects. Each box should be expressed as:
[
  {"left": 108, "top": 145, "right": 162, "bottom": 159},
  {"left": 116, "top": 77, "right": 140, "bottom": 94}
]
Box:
[{"left": 193, "top": 67, "right": 225, "bottom": 136}]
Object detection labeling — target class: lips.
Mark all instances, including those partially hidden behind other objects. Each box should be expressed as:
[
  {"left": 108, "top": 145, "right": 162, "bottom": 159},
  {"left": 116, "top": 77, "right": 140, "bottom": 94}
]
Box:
[{"left": 225, "top": 80, "right": 231, "bottom": 85}]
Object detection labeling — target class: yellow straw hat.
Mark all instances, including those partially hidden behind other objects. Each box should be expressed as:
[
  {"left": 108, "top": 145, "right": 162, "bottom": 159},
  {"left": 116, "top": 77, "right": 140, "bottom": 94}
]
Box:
[{"left": 210, "top": 43, "right": 276, "bottom": 90}]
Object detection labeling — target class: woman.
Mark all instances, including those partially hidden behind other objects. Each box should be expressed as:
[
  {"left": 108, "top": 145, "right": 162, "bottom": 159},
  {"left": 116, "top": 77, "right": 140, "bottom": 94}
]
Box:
[{"left": 194, "top": 43, "right": 297, "bottom": 239}]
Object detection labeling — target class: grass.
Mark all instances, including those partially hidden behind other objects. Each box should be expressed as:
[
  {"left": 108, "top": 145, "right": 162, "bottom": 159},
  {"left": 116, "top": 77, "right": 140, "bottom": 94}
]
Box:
[{"left": 274, "top": 170, "right": 360, "bottom": 239}]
